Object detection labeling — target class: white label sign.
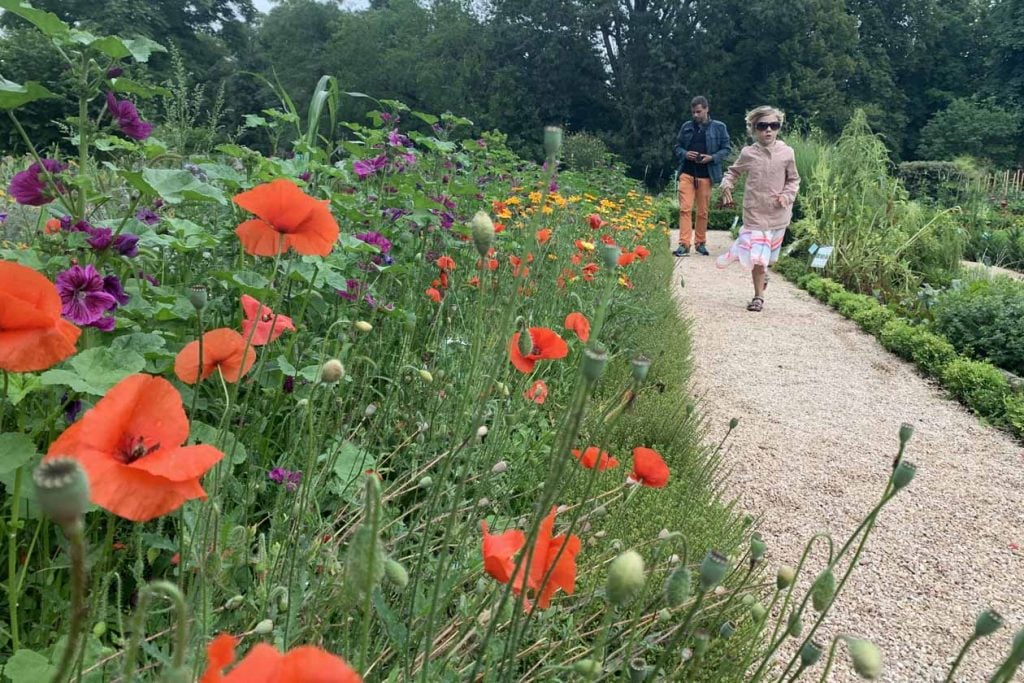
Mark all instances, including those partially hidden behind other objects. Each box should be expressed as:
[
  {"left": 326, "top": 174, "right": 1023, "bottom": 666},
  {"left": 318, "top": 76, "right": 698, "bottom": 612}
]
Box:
[{"left": 810, "top": 245, "right": 834, "bottom": 269}]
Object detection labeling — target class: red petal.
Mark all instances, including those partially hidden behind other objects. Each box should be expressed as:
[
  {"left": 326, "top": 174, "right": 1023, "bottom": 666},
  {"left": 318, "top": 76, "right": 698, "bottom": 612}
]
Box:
[
  {"left": 235, "top": 219, "right": 286, "bottom": 256},
  {"left": 481, "top": 520, "right": 525, "bottom": 584}
]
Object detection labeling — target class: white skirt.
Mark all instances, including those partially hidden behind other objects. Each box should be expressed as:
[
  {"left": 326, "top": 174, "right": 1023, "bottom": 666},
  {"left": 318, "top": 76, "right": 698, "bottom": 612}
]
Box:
[{"left": 716, "top": 227, "right": 786, "bottom": 270}]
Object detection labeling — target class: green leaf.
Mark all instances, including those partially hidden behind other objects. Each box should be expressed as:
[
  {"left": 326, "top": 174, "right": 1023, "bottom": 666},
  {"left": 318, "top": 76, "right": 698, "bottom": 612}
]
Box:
[
  {"left": 0, "top": 433, "right": 37, "bottom": 476},
  {"left": 276, "top": 355, "right": 297, "bottom": 376},
  {"left": 411, "top": 110, "right": 439, "bottom": 126},
  {"left": 88, "top": 35, "right": 130, "bottom": 59},
  {"left": 121, "top": 36, "right": 166, "bottom": 63},
  {"left": 0, "top": 78, "right": 58, "bottom": 110},
  {"left": 2, "top": 373, "right": 41, "bottom": 406},
  {"left": 110, "top": 332, "right": 169, "bottom": 358},
  {"left": 39, "top": 347, "right": 145, "bottom": 396},
  {"left": 244, "top": 114, "right": 268, "bottom": 128},
  {"left": 3, "top": 649, "right": 56, "bottom": 682},
  {"left": 190, "top": 421, "right": 248, "bottom": 465},
  {"left": 0, "top": 1, "right": 69, "bottom": 38},
  {"left": 326, "top": 441, "right": 375, "bottom": 491},
  {"left": 120, "top": 169, "right": 226, "bottom": 205},
  {"left": 111, "top": 77, "right": 171, "bottom": 99}
]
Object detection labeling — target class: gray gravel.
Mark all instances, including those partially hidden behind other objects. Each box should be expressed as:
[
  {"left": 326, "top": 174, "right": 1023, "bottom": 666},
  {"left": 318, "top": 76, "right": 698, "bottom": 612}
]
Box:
[{"left": 674, "top": 232, "right": 1024, "bottom": 682}]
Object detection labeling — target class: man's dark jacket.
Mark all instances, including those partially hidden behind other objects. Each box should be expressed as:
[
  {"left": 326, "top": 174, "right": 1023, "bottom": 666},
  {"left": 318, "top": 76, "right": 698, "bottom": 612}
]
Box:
[{"left": 674, "top": 119, "right": 731, "bottom": 184}]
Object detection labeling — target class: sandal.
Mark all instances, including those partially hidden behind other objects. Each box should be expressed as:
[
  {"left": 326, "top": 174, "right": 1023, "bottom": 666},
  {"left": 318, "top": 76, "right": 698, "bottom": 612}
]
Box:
[{"left": 746, "top": 296, "right": 764, "bottom": 312}]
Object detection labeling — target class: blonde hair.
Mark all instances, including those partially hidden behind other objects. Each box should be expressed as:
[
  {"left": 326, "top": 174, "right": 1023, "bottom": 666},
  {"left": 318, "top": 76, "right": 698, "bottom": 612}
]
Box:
[{"left": 745, "top": 106, "right": 785, "bottom": 135}]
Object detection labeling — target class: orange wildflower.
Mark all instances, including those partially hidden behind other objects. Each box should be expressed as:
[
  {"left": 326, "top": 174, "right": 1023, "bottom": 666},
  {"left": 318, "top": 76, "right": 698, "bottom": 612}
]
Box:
[
  {"left": 0, "top": 261, "right": 80, "bottom": 372},
  {"left": 633, "top": 245, "right": 650, "bottom": 260},
  {"left": 45, "top": 374, "right": 224, "bottom": 522},
  {"left": 631, "top": 447, "right": 669, "bottom": 488},
  {"left": 523, "top": 379, "right": 548, "bottom": 404},
  {"left": 508, "top": 327, "right": 568, "bottom": 373},
  {"left": 200, "top": 633, "right": 361, "bottom": 683},
  {"left": 563, "top": 312, "right": 590, "bottom": 342},
  {"left": 174, "top": 328, "right": 257, "bottom": 385},
  {"left": 571, "top": 446, "right": 619, "bottom": 471},
  {"left": 240, "top": 295, "right": 295, "bottom": 346},
  {"left": 581, "top": 263, "right": 599, "bottom": 281},
  {"left": 536, "top": 228, "right": 551, "bottom": 244},
  {"left": 618, "top": 275, "right": 634, "bottom": 289},
  {"left": 44, "top": 218, "right": 62, "bottom": 234},
  {"left": 232, "top": 178, "right": 339, "bottom": 257},
  {"left": 570, "top": 253, "right": 583, "bottom": 266},
  {"left": 618, "top": 252, "right": 637, "bottom": 267},
  {"left": 599, "top": 234, "right": 616, "bottom": 245},
  {"left": 481, "top": 521, "right": 526, "bottom": 584},
  {"left": 436, "top": 255, "right": 456, "bottom": 271},
  {"left": 468, "top": 275, "right": 480, "bottom": 288},
  {"left": 425, "top": 287, "right": 442, "bottom": 303},
  {"left": 494, "top": 222, "right": 506, "bottom": 233},
  {"left": 587, "top": 213, "right": 604, "bottom": 230}
]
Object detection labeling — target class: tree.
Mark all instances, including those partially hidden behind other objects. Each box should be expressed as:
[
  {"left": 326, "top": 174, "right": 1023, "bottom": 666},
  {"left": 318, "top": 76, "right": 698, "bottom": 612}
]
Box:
[
  {"left": 917, "top": 97, "right": 1022, "bottom": 167},
  {"left": 985, "top": 0, "right": 1024, "bottom": 107}
]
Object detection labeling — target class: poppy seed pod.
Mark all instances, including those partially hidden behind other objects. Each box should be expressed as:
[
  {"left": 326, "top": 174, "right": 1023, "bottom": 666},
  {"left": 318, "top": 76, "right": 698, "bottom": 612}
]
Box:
[
  {"left": 699, "top": 550, "right": 729, "bottom": 592},
  {"left": 543, "top": 126, "right": 563, "bottom": 161},
  {"left": 800, "top": 641, "right": 823, "bottom": 667},
  {"left": 384, "top": 558, "right": 409, "bottom": 589},
  {"left": 471, "top": 211, "right": 495, "bottom": 257},
  {"left": 628, "top": 658, "right": 650, "bottom": 683},
  {"left": 719, "top": 621, "right": 736, "bottom": 638},
  {"left": 750, "top": 533, "right": 767, "bottom": 563},
  {"left": 811, "top": 568, "right": 836, "bottom": 612},
  {"left": 33, "top": 457, "right": 90, "bottom": 526},
  {"left": 974, "top": 608, "right": 1003, "bottom": 638},
  {"left": 582, "top": 343, "right": 608, "bottom": 383},
  {"left": 631, "top": 355, "right": 652, "bottom": 382},
  {"left": 606, "top": 550, "right": 646, "bottom": 607},
  {"left": 891, "top": 460, "right": 916, "bottom": 491},
  {"left": 898, "top": 422, "right": 914, "bottom": 445},
  {"left": 846, "top": 638, "right": 883, "bottom": 679},
  {"left": 321, "top": 359, "right": 345, "bottom": 383},
  {"left": 729, "top": 417, "right": 740, "bottom": 430},
  {"left": 188, "top": 284, "right": 208, "bottom": 312},
  {"left": 777, "top": 564, "right": 796, "bottom": 589},
  {"left": 254, "top": 619, "right": 274, "bottom": 635},
  {"left": 599, "top": 243, "right": 621, "bottom": 270}
]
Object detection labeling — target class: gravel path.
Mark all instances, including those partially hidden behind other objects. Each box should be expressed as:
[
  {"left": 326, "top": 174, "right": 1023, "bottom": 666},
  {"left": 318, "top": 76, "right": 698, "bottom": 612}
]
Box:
[{"left": 673, "top": 231, "right": 1024, "bottom": 682}]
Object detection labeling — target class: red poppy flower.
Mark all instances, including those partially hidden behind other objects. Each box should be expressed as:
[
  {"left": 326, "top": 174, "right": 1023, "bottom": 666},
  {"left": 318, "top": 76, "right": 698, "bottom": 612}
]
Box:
[
  {"left": 0, "top": 261, "right": 81, "bottom": 372},
  {"left": 436, "top": 255, "right": 456, "bottom": 271},
  {"left": 476, "top": 257, "right": 499, "bottom": 271},
  {"left": 571, "top": 446, "right": 619, "bottom": 471},
  {"left": 523, "top": 379, "right": 548, "bottom": 404},
  {"left": 200, "top": 633, "right": 362, "bottom": 683},
  {"left": 44, "top": 218, "right": 62, "bottom": 235},
  {"left": 633, "top": 245, "right": 650, "bottom": 260},
  {"left": 481, "top": 520, "right": 526, "bottom": 584},
  {"left": 536, "top": 228, "right": 551, "bottom": 244},
  {"left": 581, "top": 263, "right": 599, "bottom": 281},
  {"left": 494, "top": 222, "right": 506, "bottom": 233},
  {"left": 241, "top": 295, "right": 295, "bottom": 346},
  {"left": 468, "top": 276, "right": 480, "bottom": 288},
  {"left": 618, "top": 252, "right": 637, "bottom": 267},
  {"left": 512, "top": 507, "right": 581, "bottom": 609},
  {"left": 232, "top": 179, "right": 339, "bottom": 257},
  {"left": 563, "top": 312, "right": 590, "bottom": 343},
  {"left": 570, "top": 253, "right": 583, "bottom": 266},
  {"left": 588, "top": 214, "right": 604, "bottom": 230},
  {"left": 508, "top": 327, "right": 568, "bottom": 373},
  {"left": 631, "top": 447, "right": 669, "bottom": 488},
  {"left": 600, "top": 234, "right": 617, "bottom": 245},
  {"left": 425, "top": 287, "right": 442, "bottom": 303},
  {"left": 174, "top": 328, "right": 257, "bottom": 385},
  {"left": 45, "top": 374, "right": 224, "bottom": 522}
]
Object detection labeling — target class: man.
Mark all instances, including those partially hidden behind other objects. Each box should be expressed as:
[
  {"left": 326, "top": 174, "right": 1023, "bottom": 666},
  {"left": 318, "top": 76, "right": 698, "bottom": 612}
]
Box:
[{"left": 673, "top": 96, "right": 731, "bottom": 256}]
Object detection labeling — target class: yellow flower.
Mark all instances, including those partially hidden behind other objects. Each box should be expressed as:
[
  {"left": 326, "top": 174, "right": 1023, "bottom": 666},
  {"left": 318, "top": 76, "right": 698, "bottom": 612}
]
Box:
[
  {"left": 547, "top": 253, "right": 558, "bottom": 261},
  {"left": 505, "top": 196, "right": 521, "bottom": 205},
  {"left": 528, "top": 191, "right": 543, "bottom": 205}
]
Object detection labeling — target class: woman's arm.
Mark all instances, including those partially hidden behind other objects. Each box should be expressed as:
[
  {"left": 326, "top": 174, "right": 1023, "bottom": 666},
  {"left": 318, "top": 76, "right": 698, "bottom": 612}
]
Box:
[
  {"left": 780, "top": 152, "right": 801, "bottom": 204},
  {"left": 720, "top": 146, "right": 751, "bottom": 192}
]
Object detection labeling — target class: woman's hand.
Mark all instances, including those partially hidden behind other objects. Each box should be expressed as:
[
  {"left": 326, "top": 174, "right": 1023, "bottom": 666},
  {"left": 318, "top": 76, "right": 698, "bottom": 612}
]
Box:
[
  {"left": 775, "top": 194, "right": 790, "bottom": 208},
  {"left": 719, "top": 188, "right": 734, "bottom": 207}
]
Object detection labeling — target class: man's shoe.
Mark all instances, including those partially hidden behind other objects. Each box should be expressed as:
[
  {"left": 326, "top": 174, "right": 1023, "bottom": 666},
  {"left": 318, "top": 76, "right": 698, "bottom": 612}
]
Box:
[
  {"left": 673, "top": 246, "right": 690, "bottom": 257},
  {"left": 695, "top": 244, "right": 710, "bottom": 256}
]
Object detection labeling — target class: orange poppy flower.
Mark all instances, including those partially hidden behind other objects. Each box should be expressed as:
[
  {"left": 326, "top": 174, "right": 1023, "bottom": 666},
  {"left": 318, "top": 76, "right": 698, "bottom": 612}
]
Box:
[
  {"left": 508, "top": 327, "right": 568, "bottom": 373},
  {"left": 425, "top": 287, "right": 442, "bottom": 303},
  {"left": 571, "top": 446, "right": 619, "bottom": 471},
  {"left": 599, "top": 234, "right": 616, "bottom": 245},
  {"left": 618, "top": 252, "right": 637, "bottom": 267},
  {"left": 0, "top": 261, "right": 81, "bottom": 372},
  {"left": 523, "top": 379, "right": 548, "bottom": 404},
  {"left": 494, "top": 222, "right": 506, "bottom": 233},
  {"left": 476, "top": 257, "right": 499, "bottom": 271},
  {"left": 174, "top": 328, "right": 257, "bottom": 385},
  {"left": 512, "top": 506, "right": 581, "bottom": 609},
  {"left": 581, "top": 263, "right": 599, "bottom": 281},
  {"left": 436, "top": 255, "right": 456, "bottom": 271},
  {"left": 232, "top": 178, "right": 339, "bottom": 257},
  {"left": 563, "top": 312, "right": 590, "bottom": 343},
  {"left": 536, "top": 228, "right": 551, "bottom": 244},
  {"left": 200, "top": 633, "right": 361, "bottom": 683},
  {"left": 570, "top": 253, "right": 583, "bottom": 266},
  {"left": 44, "top": 218, "right": 62, "bottom": 234},
  {"left": 588, "top": 214, "right": 604, "bottom": 230},
  {"left": 633, "top": 245, "right": 650, "bottom": 260},
  {"left": 631, "top": 447, "right": 669, "bottom": 488},
  {"left": 574, "top": 239, "right": 595, "bottom": 252},
  {"left": 618, "top": 275, "right": 634, "bottom": 289},
  {"left": 241, "top": 295, "right": 295, "bottom": 346},
  {"left": 45, "top": 374, "right": 224, "bottom": 522},
  {"left": 468, "top": 276, "right": 480, "bottom": 288},
  {"left": 481, "top": 521, "right": 526, "bottom": 584}
]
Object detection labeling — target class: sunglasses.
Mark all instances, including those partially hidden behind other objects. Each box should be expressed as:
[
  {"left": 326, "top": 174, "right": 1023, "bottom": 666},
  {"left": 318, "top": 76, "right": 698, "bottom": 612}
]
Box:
[{"left": 754, "top": 121, "right": 781, "bottom": 131}]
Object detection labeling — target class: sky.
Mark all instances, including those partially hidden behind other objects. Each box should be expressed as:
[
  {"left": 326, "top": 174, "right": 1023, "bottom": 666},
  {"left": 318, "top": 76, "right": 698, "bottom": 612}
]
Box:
[{"left": 252, "top": 0, "right": 370, "bottom": 12}]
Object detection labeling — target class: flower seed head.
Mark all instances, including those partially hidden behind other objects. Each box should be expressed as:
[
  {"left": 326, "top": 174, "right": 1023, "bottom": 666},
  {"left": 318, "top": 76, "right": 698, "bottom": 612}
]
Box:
[
  {"left": 582, "top": 342, "right": 608, "bottom": 383},
  {"left": 750, "top": 533, "right": 767, "bottom": 563},
  {"left": 543, "top": 126, "right": 563, "bottom": 161},
  {"left": 693, "top": 630, "right": 710, "bottom": 656},
  {"left": 606, "top": 550, "right": 646, "bottom": 607},
  {"left": 729, "top": 417, "right": 740, "bottom": 430},
  {"left": 719, "top": 621, "right": 736, "bottom": 638},
  {"left": 699, "top": 550, "right": 729, "bottom": 592},
  {"left": 846, "top": 638, "right": 883, "bottom": 679},
  {"left": 321, "top": 359, "right": 345, "bottom": 383},
  {"left": 898, "top": 422, "right": 914, "bottom": 445},
  {"left": 188, "top": 284, "right": 208, "bottom": 312},
  {"left": 974, "top": 608, "right": 1003, "bottom": 638},
  {"left": 631, "top": 355, "right": 651, "bottom": 382},
  {"left": 599, "top": 242, "right": 620, "bottom": 270},
  {"left": 33, "top": 457, "right": 90, "bottom": 525},
  {"left": 891, "top": 460, "right": 916, "bottom": 491},
  {"left": 800, "top": 641, "right": 823, "bottom": 666},
  {"left": 777, "top": 564, "right": 796, "bottom": 589}
]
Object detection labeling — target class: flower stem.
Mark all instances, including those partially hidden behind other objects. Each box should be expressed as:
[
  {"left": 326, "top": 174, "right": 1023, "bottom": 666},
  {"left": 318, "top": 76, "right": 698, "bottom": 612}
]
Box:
[
  {"left": 7, "top": 467, "right": 22, "bottom": 651},
  {"left": 813, "top": 636, "right": 840, "bottom": 682},
  {"left": 943, "top": 634, "right": 977, "bottom": 683},
  {"left": 51, "top": 519, "right": 88, "bottom": 683}
]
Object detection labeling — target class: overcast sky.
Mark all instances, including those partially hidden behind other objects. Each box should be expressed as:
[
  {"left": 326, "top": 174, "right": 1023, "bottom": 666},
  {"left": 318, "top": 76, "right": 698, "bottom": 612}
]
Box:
[{"left": 251, "top": 0, "right": 370, "bottom": 12}]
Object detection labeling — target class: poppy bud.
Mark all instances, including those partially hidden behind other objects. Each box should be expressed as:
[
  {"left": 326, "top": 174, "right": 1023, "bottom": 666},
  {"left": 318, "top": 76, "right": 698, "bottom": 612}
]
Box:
[
  {"left": 418, "top": 369, "right": 433, "bottom": 383},
  {"left": 606, "top": 550, "right": 646, "bottom": 607},
  {"left": 224, "top": 595, "right": 244, "bottom": 610},
  {"left": 787, "top": 611, "right": 803, "bottom": 637},
  {"left": 729, "top": 417, "right": 740, "bottom": 430},
  {"left": 811, "top": 569, "right": 836, "bottom": 612},
  {"left": 471, "top": 211, "right": 495, "bottom": 257},
  {"left": 777, "top": 564, "right": 796, "bottom": 589},
  {"left": 750, "top": 533, "right": 766, "bottom": 563},
  {"left": 418, "top": 476, "right": 432, "bottom": 489},
  {"left": 693, "top": 630, "right": 710, "bottom": 657},
  {"left": 477, "top": 425, "right": 488, "bottom": 439},
  {"left": 321, "top": 359, "right": 345, "bottom": 383},
  {"left": 657, "top": 608, "right": 671, "bottom": 622},
  {"left": 365, "top": 403, "right": 377, "bottom": 417},
  {"left": 517, "top": 322, "right": 534, "bottom": 358},
  {"left": 800, "top": 641, "right": 823, "bottom": 667},
  {"left": 384, "top": 558, "right": 409, "bottom": 589},
  {"left": 890, "top": 460, "right": 916, "bottom": 491},
  {"left": 254, "top": 619, "right": 274, "bottom": 634},
  {"left": 631, "top": 355, "right": 651, "bottom": 382},
  {"left": 699, "top": 550, "right": 729, "bottom": 592},
  {"left": 898, "top": 422, "right": 914, "bottom": 445},
  {"left": 33, "top": 457, "right": 90, "bottom": 526},
  {"left": 845, "top": 638, "right": 882, "bottom": 679},
  {"left": 345, "top": 523, "right": 386, "bottom": 601},
  {"left": 491, "top": 460, "right": 508, "bottom": 474},
  {"left": 93, "top": 622, "right": 107, "bottom": 638},
  {"left": 741, "top": 594, "right": 756, "bottom": 607},
  {"left": 354, "top": 320, "right": 373, "bottom": 333},
  {"left": 750, "top": 601, "right": 767, "bottom": 622},
  {"left": 573, "top": 659, "right": 601, "bottom": 678},
  {"left": 719, "top": 621, "right": 736, "bottom": 638},
  {"left": 599, "top": 243, "right": 621, "bottom": 270},
  {"left": 543, "top": 126, "right": 562, "bottom": 161},
  {"left": 974, "top": 608, "right": 1003, "bottom": 637},
  {"left": 582, "top": 343, "right": 608, "bottom": 383},
  {"left": 188, "top": 284, "right": 208, "bottom": 312}
]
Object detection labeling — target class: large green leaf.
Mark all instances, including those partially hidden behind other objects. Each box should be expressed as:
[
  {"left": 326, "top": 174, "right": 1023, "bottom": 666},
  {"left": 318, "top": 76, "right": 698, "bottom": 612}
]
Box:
[
  {"left": 111, "top": 77, "right": 170, "bottom": 99},
  {"left": 120, "top": 169, "right": 226, "bottom": 205},
  {"left": 0, "top": 1, "right": 69, "bottom": 38},
  {"left": 190, "top": 421, "right": 248, "bottom": 465},
  {"left": 0, "top": 433, "right": 37, "bottom": 476},
  {"left": 2, "top": 649, "right": 56, "bottom": 682},
  {"left": 0, "top": 78, "right": 58, "bottom": 110},
  {"left": 39, "top": 347, "right": 145, "bottom": 396},
  {"left": 121, "top": 36, "right": 166, "bottom": 63}
]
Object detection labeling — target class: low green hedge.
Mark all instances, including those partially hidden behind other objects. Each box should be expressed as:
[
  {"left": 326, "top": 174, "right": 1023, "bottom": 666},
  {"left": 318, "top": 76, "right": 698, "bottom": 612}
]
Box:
[
  {"left": 779, "top": 257, "right": 1021, "bottom": 436},
  {"left": 932, "top": 278, "right": 1024, "bottom": 377}
]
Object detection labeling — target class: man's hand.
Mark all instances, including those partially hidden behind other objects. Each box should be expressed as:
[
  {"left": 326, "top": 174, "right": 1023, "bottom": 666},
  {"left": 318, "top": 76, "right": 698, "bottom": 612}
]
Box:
[
  {"left": 685, "top": 150, "right": 699, "bottom": 161},
  {"left": 699, "top": 154, "right": 712, "bottom": 164}
]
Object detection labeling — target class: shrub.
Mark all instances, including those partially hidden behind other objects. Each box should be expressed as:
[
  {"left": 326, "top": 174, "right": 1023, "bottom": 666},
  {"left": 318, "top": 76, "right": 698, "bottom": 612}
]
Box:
[
  {"left": 850, "top": 303, "right": 897, "bottom": 335},
  {"left": 879, "top": 319, "right": 919, "bottom": 361},
  {"left": 932, "top": 278, "right": 1024, "bottom": 375},
  {"left": 897, "top": 161, "right": 977, "bottom": 205},
  {"left": 562, "top": 131, "right": 615, "bottom": 171},
  {"left": 941, "top": 358, "right": 1011, "bottom": 420},
  {"left": 1006, "top": 394, "right": 1024, "bottom": 436},
  {"left": 910, "top": 330, "right": 959, "bottom": 375}
]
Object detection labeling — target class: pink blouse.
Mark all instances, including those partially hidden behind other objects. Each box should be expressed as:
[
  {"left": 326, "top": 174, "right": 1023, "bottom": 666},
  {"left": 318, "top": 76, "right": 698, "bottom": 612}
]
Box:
[{"left": 720, "top": 141, "right": 801, "bottom": 230}]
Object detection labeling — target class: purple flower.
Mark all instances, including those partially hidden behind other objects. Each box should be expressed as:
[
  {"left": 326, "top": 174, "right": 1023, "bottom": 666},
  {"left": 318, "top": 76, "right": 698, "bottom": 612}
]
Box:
[
  {"left": 113, "top": 233, "right": 140, "bottom": 258},
  {"left": 55, "top": 264, "right": 118, "bottom": 326},
  {"left": 103, "top": 274, "right": 130, "bottom": 306},
  {"left": 298, "top": 171, "right": 312, "bottom": 182},
  {"left": 8, "top": 159, "right": 67, "bottom": 206},
  {"left": 62, "top": 394, "right": 83, "bottom": 424},
  {"left": 282, "top": 375, "right": 295, "bottom": 394},
  {"left": 86, "top": 226, "right": 113, "bottom": 251},
  {"left": 106, "top": 67, "right": 124, "bottom": 78},
  {"left": 549, "top": 180, "right": 559, "bottom": 192},
  {"left": 268, "top": 467, "right": 302, "bottom": 492},
  {"left": 135, "top": 207, "right": 159, "bottom": 225},
  {"left": 183, "top": 163, "right": 208, "bottom": 181},
  {"left": 393, "top": 152, "right": 416, "bottom": 171},
  {"left": 87, "top": 314, "right": 116, "bottom": 332},
  {"left": 354, "top": 231, "right": 392, "bottom": 254},
  {"left": 353, "top": 154, "right": 388, "bottom": 180},
  {"left": 336, "top": 279, "right": 364, "bottom": 302},
  {"left": 105, "top": 91, "right": 153, "bottom": 141},
  {"left": 382, "top": 207, "right": 411, "bottom": 222},
  {"left": 387, "top": 129, "right": 412, "bottom": 148},
  {"left": 380, "top": 112, "right": 394, "bottom": 123},
  {"left": 431, "top": 123, "right": 444, "bottom": 134},
  {"left": 136, "top": 270, "right": 159, "bottom": 286}
]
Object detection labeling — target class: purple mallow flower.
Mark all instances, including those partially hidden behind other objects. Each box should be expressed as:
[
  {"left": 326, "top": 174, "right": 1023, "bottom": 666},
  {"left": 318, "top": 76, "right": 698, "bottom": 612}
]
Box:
[
  {"left": 353, "top": 154, "right": 388, "bottom": 180},
  {"left": 113, "top": 233, "right": 140, "bottom": 258},
  {"left": 268, "top": 467, "right": 302, "bottom": 492},
  {"left": 135, "top": 207, "right": 159, "bottom": 225},
  {"left": 106, "top": 91, "right": 153, "bottom": 141},
  {"left": 61, "top": 394, "right": 83, "bottom": 424},
  {"left": 106, "top": 67, "right": 124, "bottom": 78},
  {"left": 86, "top": 227, "right": 113, "bottom": 251},
  {"left": 387, "top": 129, "right": 412, "bottom": 148},
  {"left": 103, "top": 274, "right": 130, "bottom": 306},
  {"left": 55, "top": 264, "right": 118, "bottom": 326},
  {"left": 337, "top": 279, "right": 365, "bottom": 302},
  {"left": 382, "top": 207, "right": 411, "bottom": 222},
  {"left": 9, "top": 159, "right": 66, "bottom": 206},
  {"left": 354, "top": 231, "right": 392, "bottom": 253}
]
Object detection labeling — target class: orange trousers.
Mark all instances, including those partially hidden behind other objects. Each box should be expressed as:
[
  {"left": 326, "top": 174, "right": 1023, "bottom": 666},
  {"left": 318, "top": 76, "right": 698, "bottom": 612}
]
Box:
[{"left": 677, "top": 174, "right": 712, "bottom": 248}]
